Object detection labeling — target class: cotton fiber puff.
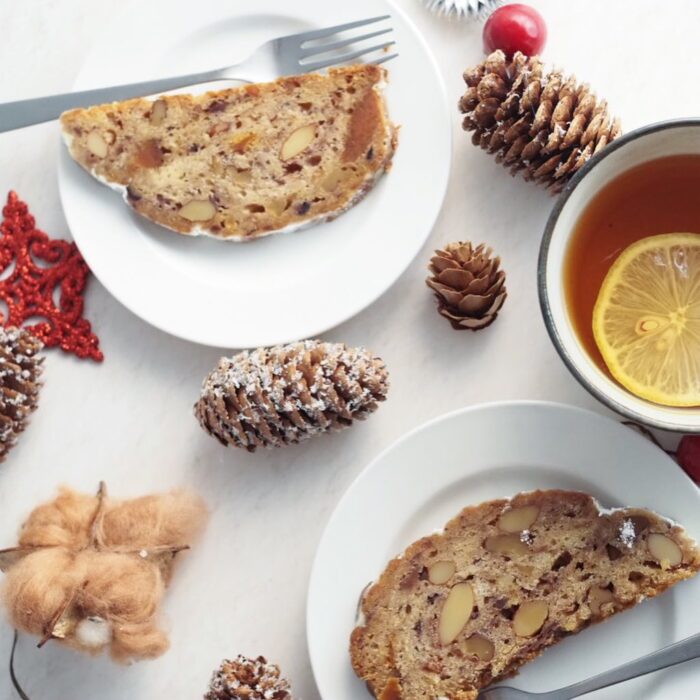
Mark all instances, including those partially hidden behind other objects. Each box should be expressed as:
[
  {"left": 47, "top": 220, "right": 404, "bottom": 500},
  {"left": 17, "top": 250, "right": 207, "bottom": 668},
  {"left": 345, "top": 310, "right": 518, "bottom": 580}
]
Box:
[{"left": 0, "top": 483, "right": 207, "bottom": 662}]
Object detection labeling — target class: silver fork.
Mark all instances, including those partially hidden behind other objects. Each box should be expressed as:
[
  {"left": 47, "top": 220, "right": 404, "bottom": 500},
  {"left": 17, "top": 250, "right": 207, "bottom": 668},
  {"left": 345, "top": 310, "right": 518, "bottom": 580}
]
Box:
[
  {"left": 0, "top": 15, "right": 397, "bottom": 133},
  {"left": 479, "top": 632, "right": 700, "bottom": 699}
]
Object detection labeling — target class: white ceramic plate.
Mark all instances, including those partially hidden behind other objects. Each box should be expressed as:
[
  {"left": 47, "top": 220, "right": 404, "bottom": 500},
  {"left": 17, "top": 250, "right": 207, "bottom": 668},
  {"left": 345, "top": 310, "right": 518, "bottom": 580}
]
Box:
[
  {"left": 307, "top": 401, "right": 700, "bottom": 699},
  {"left": 57, "top": 0, "right": 450, "bottom": 348}
]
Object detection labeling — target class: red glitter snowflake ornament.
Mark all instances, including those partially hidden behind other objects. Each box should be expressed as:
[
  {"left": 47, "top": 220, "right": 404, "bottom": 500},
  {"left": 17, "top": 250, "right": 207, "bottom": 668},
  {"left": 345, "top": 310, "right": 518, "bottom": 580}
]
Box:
[{"left": 0, "top": 192, "right": 102, "bottom": 361}]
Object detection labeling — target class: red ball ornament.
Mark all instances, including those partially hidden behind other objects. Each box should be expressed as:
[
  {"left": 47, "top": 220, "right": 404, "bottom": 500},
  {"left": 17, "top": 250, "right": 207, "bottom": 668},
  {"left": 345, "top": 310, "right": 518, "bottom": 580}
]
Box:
[
  {"left": 483, "top": 3, "right": 547, "bottom": 58},
  {"left": 676, "top": 436, "right": 700, "bottom": 484}
]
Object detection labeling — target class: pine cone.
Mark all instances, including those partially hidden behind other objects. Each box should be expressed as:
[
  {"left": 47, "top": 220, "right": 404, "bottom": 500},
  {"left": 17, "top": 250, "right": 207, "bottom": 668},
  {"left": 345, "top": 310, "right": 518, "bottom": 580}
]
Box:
[
  {"left": 0, "top": 327, "right": 43, "bottom": 461},
  {"left": 459, "top": 50, "right": 621, "bottom": 193},
  {"left": 426, "top": 242, "right": 506, "bottom": 330},
  {"left": 205, "top": 655, "right": 292, "bottom": 700},
  {"left": 194, "top": 340, "right": 389, "bottom": 452}
]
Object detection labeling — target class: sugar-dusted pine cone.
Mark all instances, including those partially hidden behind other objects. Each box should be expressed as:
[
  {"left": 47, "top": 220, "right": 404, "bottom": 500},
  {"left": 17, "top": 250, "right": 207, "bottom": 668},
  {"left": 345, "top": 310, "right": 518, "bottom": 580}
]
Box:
[
  {"left": 426, "top": 242, "right": 506, "bottom": 330},
  {"left": 459, "top": 50, "right": 621, "bottom": 193},
  {"left": 194, "top": 340, "right": 389, "bottom": 452},
  {"left": 204, "top": 655, "right": 292, "bottom": 700},
  {"left": 0, "top": 327, "right": 43, "bottom": 461}
]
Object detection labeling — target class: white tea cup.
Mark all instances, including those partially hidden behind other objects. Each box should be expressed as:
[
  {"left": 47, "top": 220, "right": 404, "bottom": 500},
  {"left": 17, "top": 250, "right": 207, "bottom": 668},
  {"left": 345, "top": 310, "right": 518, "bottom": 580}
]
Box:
[{"left": 539, "top": 119, "right": 700, "bottom": 432}]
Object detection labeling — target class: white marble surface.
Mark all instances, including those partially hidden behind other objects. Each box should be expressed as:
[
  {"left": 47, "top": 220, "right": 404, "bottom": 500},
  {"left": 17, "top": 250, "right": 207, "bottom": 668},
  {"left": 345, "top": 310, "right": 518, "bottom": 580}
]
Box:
[{"left": 0, "top": 1, "right": 698, "bottom": 698}]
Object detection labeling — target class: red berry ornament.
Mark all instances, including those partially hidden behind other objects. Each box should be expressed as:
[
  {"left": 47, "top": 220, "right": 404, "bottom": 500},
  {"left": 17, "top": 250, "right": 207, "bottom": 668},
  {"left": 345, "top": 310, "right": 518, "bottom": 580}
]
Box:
[
  {"left": 483, "top": 3, "right": 547, "bottom": 58},
  {"left": 677, "top": 436, "right": 700, "bottom": 484}
]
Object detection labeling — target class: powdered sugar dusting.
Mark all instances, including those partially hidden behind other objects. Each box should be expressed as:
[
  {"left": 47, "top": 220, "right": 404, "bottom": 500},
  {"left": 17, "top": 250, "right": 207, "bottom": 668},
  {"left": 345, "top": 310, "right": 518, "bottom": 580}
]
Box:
[{"left": 619, "top": 518, "right": 636, "bottom": 548}]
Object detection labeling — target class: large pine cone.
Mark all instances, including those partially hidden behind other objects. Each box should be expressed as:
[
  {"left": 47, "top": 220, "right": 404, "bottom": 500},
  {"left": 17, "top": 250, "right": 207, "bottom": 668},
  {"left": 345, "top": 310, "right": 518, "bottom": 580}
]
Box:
[
  {"left": 459, "top": 50, "right": 621, "bottom": 193},
  {"left": 426, "top": 242, "right": 506, "bottom": 330},
  {"left": 195, "top": 340, "right": 389, "bottom": 452},
  {"left": 0, "top": 327, "right": 43, "bottom": 461},
  {"left": 205, "top": 655, "right": 292, "bottom": 700}
]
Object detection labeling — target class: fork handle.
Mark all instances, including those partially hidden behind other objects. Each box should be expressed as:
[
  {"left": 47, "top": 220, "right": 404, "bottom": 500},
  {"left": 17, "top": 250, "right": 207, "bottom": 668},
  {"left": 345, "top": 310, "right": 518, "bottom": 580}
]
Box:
[
  {"left": 548, "top": 632, "right": 700, "bottom": 700},
  {"left": 0, "top": 68, "right": 228, "bottom": 133}
]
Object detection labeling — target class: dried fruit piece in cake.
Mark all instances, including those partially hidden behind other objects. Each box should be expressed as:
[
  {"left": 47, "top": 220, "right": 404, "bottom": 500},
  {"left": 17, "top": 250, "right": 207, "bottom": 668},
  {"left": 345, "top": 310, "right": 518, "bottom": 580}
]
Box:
[
  {"left": 60, "top": 65, "right": 397, "bottom": 241},
  {"left": 350, "top": 490, "right": 700, "bottom": 700}
]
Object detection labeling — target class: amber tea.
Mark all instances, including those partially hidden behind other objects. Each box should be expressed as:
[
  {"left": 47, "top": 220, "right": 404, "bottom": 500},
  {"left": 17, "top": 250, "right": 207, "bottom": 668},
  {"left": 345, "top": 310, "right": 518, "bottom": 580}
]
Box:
[{"left": 564, "top": 154, "right": 700, "bottom": 375}]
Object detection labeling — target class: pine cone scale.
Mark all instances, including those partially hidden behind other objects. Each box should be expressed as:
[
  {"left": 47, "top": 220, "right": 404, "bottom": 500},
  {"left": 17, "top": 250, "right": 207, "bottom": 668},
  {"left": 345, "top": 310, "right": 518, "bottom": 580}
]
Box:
[
  {"left": 478, "top": 74, "right": 508, "bottom": 101},
  {"left": 466, "top": 275, "right": 492, "bottom": 296},
  {"left": 427, "top": 280, "right": 463, "bottom": 307},
  {"left": 532, "top": 101, "right": 553, "bottom": 134},
  {"left": 431, "top": 255, "right": 461, "bottom": 273},
  {"left": 458, "top": 294, "right": 495, "bottom": 315},
  {"left": 437, "top": 267, "right": 476, "bottom": 289},
  {"left": 583, "top": 115, "right": 605, "bottom": 147},
  {"left": 521, "top": 81, "right": 541, "bottom": 111},
  {"left": 473, "top": 99, "right": 500, "bottom": 127},
  {"left": 505, "top": 118, "right": 530, "bottom": 143}
]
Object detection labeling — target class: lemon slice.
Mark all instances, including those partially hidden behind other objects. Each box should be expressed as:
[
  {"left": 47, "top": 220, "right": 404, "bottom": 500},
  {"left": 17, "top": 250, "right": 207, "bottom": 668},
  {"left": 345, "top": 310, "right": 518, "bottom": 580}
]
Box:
[{"left": 592, "top": 232, "right": 700, "bottom": 406}]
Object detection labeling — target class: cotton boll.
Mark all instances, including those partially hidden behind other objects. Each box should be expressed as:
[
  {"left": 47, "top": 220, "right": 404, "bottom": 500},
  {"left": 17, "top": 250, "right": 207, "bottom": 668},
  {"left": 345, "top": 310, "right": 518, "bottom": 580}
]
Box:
[
  {"left": 1, "top": 485, "right": 207, "bottom": 662},
  {"left": 75, "top": 616, "right": 112, "bottom": 649}
]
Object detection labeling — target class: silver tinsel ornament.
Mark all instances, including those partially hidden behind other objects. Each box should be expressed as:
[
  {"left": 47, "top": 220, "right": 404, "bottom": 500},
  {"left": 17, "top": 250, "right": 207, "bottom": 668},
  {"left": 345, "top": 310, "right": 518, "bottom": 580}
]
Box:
[{"left": 421, "top": 0, "right": 502, "bottom": 20}]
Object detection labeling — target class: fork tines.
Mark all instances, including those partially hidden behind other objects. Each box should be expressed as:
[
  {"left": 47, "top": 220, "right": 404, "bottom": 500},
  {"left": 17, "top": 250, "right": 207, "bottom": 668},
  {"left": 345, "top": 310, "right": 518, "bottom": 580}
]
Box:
[{"left": 289, "top": 15, "right": 397, "bottom": 72}]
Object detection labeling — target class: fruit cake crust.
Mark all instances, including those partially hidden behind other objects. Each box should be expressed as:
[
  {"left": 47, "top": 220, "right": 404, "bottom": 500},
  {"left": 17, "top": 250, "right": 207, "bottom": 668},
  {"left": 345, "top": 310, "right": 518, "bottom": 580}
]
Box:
[
  {"left": 350, "top": 490, "right": 700, "bottom": 700},
  {"left": 60, "top": 65, "right": 397, "bottom": 241}
]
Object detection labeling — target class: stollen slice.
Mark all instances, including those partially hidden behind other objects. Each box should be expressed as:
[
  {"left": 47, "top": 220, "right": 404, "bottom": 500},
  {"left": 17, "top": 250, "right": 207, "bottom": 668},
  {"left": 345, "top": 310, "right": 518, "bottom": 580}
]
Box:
[
  {"left": 60, "top": 65, "right": 397, "bottom": 241},
  {"left": 350, "top": 489, "right": 700, "bottom": 700}
]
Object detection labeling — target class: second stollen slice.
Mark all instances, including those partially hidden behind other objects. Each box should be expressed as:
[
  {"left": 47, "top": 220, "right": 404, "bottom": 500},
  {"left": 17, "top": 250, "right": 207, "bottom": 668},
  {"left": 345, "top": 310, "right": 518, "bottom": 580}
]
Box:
[
  {"left": 350, "top": 490, "right": 700, "bottom": 700},
  {"left": 60, "top": 65, "right": 397, "bottom": 241}
]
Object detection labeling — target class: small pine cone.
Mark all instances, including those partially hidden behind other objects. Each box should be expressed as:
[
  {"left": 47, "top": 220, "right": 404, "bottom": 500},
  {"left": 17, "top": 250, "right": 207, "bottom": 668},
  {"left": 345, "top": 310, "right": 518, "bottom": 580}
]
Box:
[
  {"left": 0, "top": 327, "right": 43, "bottom": 461},
  {"left": 194, "top": 340, "right": 389, "bottom": 452},
  {"left": 426, "top": 242, "right": 506, "bottom": 330},
  {"left": 204, "top": 655, "right": 292, "bottom": 700},
  {"left": 459, "top": 50, "right": 621, "bottom": 193}
]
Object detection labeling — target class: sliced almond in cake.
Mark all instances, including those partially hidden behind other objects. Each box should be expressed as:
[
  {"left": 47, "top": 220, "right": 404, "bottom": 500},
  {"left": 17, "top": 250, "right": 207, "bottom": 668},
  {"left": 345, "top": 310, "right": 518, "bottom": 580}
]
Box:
[
  {"left": 60, "top": 65, "right": 397, "bottom": 241},
  {"left": 350, "top": 490, "right": 700, "bottom": 700}
]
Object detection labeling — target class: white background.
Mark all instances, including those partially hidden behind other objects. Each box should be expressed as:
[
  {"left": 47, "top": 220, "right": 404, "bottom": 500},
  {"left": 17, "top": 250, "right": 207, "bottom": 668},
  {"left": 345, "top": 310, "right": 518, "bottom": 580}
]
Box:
[{"left": 0, "top": 1, "right": 698, "bottom": 698}]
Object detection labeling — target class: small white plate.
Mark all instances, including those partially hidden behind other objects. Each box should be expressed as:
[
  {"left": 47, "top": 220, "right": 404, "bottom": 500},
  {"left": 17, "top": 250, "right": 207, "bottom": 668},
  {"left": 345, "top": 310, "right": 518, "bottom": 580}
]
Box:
[
  {"left": 307, "top": 401, "right": 700, "bottom": 699},
  {"left": 57, "top": 0, "right": 450, "bottom": 348}
]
